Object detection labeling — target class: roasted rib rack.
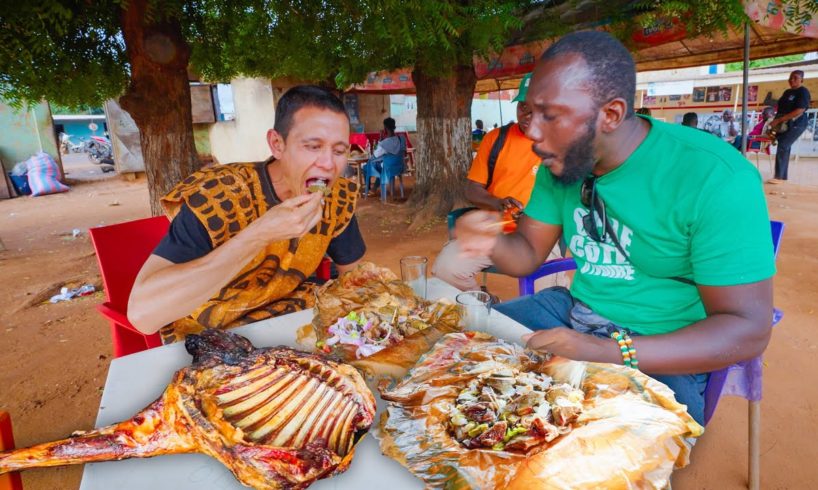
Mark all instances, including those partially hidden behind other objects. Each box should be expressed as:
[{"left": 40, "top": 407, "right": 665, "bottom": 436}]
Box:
[{"left": 0, "top": 329, "right": 377, "bottom": 490}]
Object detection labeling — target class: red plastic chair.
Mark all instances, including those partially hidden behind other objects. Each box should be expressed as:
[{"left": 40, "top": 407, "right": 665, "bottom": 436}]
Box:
[
  {"left": 316, "top": 257, "right": 332, "bottom": 281},
  {"left": 89, "top": 216, "right": 169, "bottom": 358},
  {"left": 745, "top": 135, "right": 773, "bottom": 174},
  {"left": 0, "top": 411, "right": 23, "bottom": 490},
  {"left": 349, "top": 133, "right": 368, "bottom": 152}
]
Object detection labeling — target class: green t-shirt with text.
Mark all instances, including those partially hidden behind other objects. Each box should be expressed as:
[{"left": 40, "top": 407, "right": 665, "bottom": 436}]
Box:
[{"left": 524, "top": 116, "right": 775, "bottom": 335}]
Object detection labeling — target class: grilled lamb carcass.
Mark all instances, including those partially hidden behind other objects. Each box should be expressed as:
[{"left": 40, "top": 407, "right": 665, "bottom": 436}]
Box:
[{"left": 0, "top": 329, "right": 377, "bottom": 489}]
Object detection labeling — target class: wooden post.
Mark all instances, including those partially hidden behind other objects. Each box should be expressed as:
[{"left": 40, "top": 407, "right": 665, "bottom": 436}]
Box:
[{"left": 749, "top": 400, "right": 761, "bottom": 490}]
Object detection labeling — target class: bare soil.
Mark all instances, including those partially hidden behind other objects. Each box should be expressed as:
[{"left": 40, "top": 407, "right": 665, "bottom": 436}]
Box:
[{"left": 1, "top": 158, "right": 817, "bottom": 489}]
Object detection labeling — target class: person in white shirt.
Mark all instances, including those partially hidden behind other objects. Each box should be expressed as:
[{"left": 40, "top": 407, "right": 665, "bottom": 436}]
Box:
[{"left": 716, "top": 109, "right": 739, "bottom": 143}]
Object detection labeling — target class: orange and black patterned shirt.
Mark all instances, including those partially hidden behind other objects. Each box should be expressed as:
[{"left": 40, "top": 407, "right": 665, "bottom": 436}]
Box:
[{"left": 152, "top": 159, "right": 363, "bottom": 344}]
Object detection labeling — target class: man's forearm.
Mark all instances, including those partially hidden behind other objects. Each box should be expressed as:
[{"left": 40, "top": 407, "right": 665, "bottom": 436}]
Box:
[
  {"left": 629, "top": 313, "right": 772, "bottom": 374},
  {"left": 576, "top": 280, "right": 773, "bottom": 374},
  {"left": 489, "top": 232, "right": 544, "bottom": 276},
  {"left": 464, "top": 182, "right": 502, "bottom": 211},
  {"left": 128, "top": 227, "right": 270, "bottom": 334}
]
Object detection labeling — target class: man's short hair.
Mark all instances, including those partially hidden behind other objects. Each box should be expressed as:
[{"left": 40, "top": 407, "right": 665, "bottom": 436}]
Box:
[
  {"left": 792, "top": 70, "right": 805, "bottom": 79},
  {"left": 383, "top": 117, "right": 396, "bottom": 132},
  {"left": 540, "top": 31, "right": 636, "bottom": 118},
  {"left": 475, "top": 119, "right": 484, "bottom": 128},
  {"left": 682, "top": 112, "right": 698, "bottom": 126},
  {"left": 274, "top": 85, "right": 348, "bottom": 139}
]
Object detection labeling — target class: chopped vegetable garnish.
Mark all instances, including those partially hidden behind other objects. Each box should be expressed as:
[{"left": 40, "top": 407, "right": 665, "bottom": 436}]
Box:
[{"left": 447, "top": 368, "right": 584, "bottom": 451}]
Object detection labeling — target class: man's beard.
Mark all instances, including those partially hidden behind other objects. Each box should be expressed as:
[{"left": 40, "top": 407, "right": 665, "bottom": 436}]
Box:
[{"left": 552, "top": 119, "right": 597, "bottom": 186}]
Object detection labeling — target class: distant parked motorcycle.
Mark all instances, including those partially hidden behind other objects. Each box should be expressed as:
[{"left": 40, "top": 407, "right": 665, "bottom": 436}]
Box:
[
  {"left": 59, "top": 133, "right": 86, "bottom": 154},
  {"left": 84, "top": 135, "right": 113, "bottom": 164}
]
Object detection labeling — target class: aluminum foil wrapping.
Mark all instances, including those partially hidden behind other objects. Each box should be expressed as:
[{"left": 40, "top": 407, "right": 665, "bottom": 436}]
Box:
[{"left": 378, "top": 332, "right": 703, "bottom": 489}]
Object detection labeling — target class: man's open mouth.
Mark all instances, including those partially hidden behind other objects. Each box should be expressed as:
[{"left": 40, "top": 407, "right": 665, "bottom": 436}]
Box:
[{"left": 306, "top": 178, "right": 331, "bottom": 195}]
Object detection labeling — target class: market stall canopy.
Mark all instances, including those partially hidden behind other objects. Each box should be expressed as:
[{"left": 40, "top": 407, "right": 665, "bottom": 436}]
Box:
[
  {"left": 350, "top": 1, "right": 818, "bottom": 95},
  {"left": 634, "top": 1, "right": 818, "bottom": 71}
]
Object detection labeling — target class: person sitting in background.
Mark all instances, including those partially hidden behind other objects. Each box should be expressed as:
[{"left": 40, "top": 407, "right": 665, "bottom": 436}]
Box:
[
  {"left": 635, "top": 107, "right": 651, "bottom": 116},
  {"left": 714, "top": 109, "right": 739, "bottom": 144},
  {"left": 472, "top": 119, "right": 487, "bottom": 142},
  {"left": 733, "top": 106, "right": 775, "bottom": 152},
  {"left": 681, "top": 112, "right": 698, "bottom": 128},
  {"left": 364, "top": 117, "right": 403, "bottom": 193},
  {"left": 433, "top": 73, "right": 564, "bottom": 292}
]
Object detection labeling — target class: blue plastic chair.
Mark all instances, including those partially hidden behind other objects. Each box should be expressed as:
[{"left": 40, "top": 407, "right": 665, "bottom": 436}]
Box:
[
  {"left": 521, "top": 220, "right": 784, "bottom": 490},
  {"left": 364, "top": 137, "right": 406, "bottom": 203}
]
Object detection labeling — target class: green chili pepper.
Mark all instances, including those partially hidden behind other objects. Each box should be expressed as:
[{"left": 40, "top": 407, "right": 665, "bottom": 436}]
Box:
[
  {"left": 503, "top": 426, "right": 528, "bottom": 442},
  {"left": 468, "top": 423, "right": 488, "bottom": 438}
]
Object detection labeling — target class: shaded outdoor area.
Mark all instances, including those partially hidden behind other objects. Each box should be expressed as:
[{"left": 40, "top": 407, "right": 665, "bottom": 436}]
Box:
[
  {"left": 5, "top": 1, "right": 818, "bottom": 488},
  {"left": 0, "top": 158, "right": 817, "bottom": 488}
]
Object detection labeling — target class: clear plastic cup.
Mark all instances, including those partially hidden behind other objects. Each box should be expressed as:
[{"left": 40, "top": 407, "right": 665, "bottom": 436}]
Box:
[
  {"left": 400, "top": 256, "right": 428, "bottom": 299},
  {"left": 456, "top": 290, "right": 492, "bottom": 330}
]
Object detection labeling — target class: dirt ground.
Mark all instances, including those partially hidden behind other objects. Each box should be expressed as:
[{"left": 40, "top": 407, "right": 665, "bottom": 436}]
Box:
[{"left": 1, "top": 155, "right": 817, "bottom": 489}]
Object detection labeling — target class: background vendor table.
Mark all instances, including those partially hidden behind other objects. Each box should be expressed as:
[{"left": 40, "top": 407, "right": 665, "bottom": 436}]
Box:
[{"left": 79, "top": 278, "right": 533, "bottom": 490}]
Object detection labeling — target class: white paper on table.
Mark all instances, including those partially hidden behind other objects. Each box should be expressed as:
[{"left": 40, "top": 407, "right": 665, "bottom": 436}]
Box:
[{"left": 80, "top": 279, "right": 533, "bottom": 490}]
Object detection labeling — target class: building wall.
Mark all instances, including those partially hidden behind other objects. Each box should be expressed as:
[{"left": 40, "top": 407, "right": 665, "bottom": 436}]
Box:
[
  {"left": 0, "top": 101, "right": 60, "bottom": 171},
  {"left": 207, "top": 77, "right": 277, "bottom": 164},
  {"left": 390, "top": 93, "right": 518, "bottom": 133},
  {"left": 635, "top": 65, "right": 818, "bottom": 124},
  {"left": 201, "top": 80, "right": 392, "bottom": 163},
  {"left": 356, "top": 94, "right": 391, "bottom": 133},
  {"left": 54, "top": 119, "right": 107, "bottom": 141}
]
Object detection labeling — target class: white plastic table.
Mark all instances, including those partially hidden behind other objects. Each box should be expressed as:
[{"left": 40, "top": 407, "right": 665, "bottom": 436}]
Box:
[{"left": 79, "top": 278, "right": 532, "bottom": 490}]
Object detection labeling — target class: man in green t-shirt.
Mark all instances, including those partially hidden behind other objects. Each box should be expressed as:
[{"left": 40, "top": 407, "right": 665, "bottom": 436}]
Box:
[{"left": 454, "top": 31, "right": 775, "bottom": 426}]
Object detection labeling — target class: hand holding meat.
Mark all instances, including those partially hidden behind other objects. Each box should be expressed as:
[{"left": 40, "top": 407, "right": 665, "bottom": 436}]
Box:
[
  {"left": 500, "top": 197, "right": 524, "bottom": 216},
  {"left": 250, "top": 192, "right": 323, "bottom": 243},
  {"left": 454, "top": 210, "right": 503, "bottom": 257}
]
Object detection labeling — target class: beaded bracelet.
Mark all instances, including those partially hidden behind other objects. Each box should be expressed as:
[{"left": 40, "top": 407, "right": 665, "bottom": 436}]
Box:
[{"left": 610, "top": 331, "right": 639, "bottom": 369}]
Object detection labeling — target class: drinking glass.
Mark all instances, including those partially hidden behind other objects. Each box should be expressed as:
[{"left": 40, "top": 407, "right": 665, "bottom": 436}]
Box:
[
  {"left": 400, "top": 256, "right": 428, "bottom": 299},
  {"left": 456, "top": 290, "right": 492, "bottom": 330}
]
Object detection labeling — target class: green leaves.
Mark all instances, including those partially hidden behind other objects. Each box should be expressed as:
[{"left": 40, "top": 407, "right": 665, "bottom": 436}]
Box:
[
  {"left": 3, "top": 0, "right": 818, "bottom": 108},
  {"left": 183, "top": 0, "right": 536, "bottom": 87},
  {"left": 0, "top": 1, "right": 128, "bottom": 109}
]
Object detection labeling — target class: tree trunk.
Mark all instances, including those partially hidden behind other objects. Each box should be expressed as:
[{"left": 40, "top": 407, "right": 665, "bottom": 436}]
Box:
[
  {"left": 410, "top": 64, "right": 477, "bottom": 222},
  {"left": 119, "top": 0, "right": 200, "bottom": 216}
]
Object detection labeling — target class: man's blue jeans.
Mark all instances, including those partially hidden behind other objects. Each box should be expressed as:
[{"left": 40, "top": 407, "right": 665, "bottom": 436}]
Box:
[{"left": 494, "top": 287, "right": 708, "bottom": 426}]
